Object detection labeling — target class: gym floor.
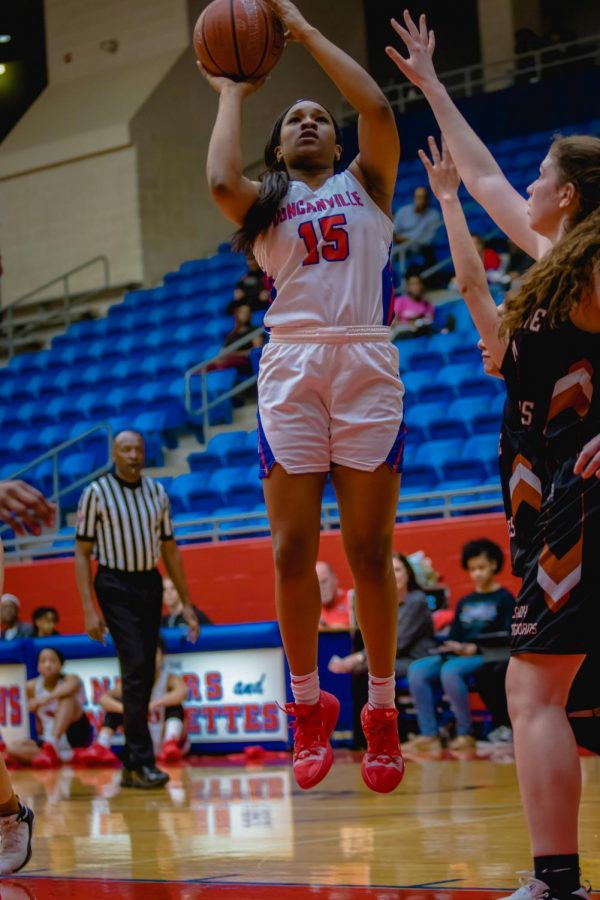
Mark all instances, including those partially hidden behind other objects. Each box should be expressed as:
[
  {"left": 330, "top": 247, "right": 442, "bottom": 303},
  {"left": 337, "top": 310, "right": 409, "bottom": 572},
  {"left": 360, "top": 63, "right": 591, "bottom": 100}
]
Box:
[{"left": 3, "top": 751, "right": 599, "bottom": 898}]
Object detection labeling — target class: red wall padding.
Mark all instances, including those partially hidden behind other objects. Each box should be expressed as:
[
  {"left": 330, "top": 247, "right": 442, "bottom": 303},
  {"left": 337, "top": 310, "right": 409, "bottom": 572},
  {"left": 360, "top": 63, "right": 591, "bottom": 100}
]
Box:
[{"left": 4, "top": 513, "right": 519, "bottom": 634}]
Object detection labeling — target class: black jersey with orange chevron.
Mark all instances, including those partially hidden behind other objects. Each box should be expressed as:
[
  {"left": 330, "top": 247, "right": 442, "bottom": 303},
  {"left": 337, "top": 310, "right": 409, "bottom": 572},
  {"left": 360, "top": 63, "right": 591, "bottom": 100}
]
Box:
[{"left": 499, "top": 311, "right": 600, "bottom": 654}]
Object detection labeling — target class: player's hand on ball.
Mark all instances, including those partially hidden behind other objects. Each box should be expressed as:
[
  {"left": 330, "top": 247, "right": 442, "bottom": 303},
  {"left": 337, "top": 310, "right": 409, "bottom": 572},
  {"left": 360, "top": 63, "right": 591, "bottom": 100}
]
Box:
[
  {"left": 386, "top": 11, "right": 438, "bottom": 89},
  {"left": 574, "top": 433, "right": 600, "bottom": 479},
  {"left": 196, "top": 62, "right": 265, "bottom": 96},
  {"left": 260, "top": 0, "right": 310, "bottom": 42},
  {"left": 418, "top": 135, "right": 461, "bottom": 201}
]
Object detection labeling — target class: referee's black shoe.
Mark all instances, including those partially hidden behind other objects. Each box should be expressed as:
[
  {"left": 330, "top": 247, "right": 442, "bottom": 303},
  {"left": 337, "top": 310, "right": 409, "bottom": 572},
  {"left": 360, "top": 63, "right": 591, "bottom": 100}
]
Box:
[{"left": 121, "top": 765, "right": 170, "bottom": 789}]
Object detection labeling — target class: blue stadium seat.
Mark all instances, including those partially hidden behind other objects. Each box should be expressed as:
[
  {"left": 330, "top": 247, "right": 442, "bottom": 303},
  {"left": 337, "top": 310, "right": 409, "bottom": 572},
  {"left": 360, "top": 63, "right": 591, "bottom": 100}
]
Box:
[
  {"left": 436, "top": 364, "right": 478, "bottom": 388},
  {"left": 401, "top": 371, "right": 433, "bottom": 396},
  {"left": 409, "top": 350, "right": 444, "bottom": 372},
  {"left": 5, "top": 429, "right": 43, "bottom": 464},
  {"left": 427, "top": 417, "right": 470, "bottom": 441},
  {"left": 416, "top": 384, "right": 455, "bottom": 405},
  {"left": 425, "top": 333, "right": 465, "bottom": 359},
  {"left": 169, "top": 473, "right": 220, "bottom": 516},
  {"left": 207, "top": 466, "right": 251, "bottom": 504},
  {"left": 69, "top": 423, "right": 111, "bottom": 469},
  {"left": 447, "top": 346, "right": 483, "bottom": 368},
  {"left": 418, "top": 439, "right": 463, "bottom": 471},
  {"left": 401, "top": 464, "right": 438, "bottom": 493},
  {"left": 472, "top": 412, "right": 502, "bottom": 435},
  {"left": 459, "top": 376, "right": 500, "bottom": 399},
  {"left": 75, "top": 391, "right": 115, "bottom": 421},
  {"left": 59, "top": 452, "right": 97, "bottom": 511},
  {"left": 409, "top": 402, "right": 450, "bottom": 434},
  {"left": 440, "top": 459, "right": 488, "bottom": 485},
  {"left": 46, "top": 397, "right": 81, "bottom": 427}
]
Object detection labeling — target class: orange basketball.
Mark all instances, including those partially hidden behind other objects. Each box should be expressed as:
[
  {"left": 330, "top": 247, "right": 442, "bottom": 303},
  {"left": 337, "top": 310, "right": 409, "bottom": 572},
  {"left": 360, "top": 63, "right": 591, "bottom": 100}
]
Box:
[{"left": 194, "top": 0, "right": 285, "bottom": 82}]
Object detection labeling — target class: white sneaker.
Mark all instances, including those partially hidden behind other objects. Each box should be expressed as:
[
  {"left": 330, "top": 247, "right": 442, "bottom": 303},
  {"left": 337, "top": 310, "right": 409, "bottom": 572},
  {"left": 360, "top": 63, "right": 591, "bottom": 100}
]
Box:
[
  {"left": 487, "top": 725, "right": 514, "bottom": 744},
  {"left": 0, "top": 802, "right": 34, "bottom": 874},
  {"left": 500, "top": 873, "right": 591, "bottom": 900}
]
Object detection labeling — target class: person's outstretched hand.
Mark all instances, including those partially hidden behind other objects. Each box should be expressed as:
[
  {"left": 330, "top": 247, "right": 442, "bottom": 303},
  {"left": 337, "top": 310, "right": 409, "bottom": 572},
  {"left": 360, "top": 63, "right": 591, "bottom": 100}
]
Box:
[
  {"left": 386, "top": 10, "right": 438, "bottom": 91},
  {"left": 0, "top": 480, "right": 56, "bottom": 536},
  {"left": 418, "top": 135, "right": 461, "bottom": 202}
]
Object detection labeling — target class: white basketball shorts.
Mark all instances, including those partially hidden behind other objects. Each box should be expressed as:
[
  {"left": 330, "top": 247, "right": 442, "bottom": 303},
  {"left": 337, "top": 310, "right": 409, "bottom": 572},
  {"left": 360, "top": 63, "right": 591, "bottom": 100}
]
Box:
[{"left": 256, "top": 326, "right": 406, "bottom": 477}]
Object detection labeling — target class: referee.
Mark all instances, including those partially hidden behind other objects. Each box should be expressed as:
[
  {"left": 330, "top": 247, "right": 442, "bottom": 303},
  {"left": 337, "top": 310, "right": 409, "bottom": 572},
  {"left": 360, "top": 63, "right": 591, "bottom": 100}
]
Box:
[{"left": 74, "top": 430, "right": 199, "bottom": 789}]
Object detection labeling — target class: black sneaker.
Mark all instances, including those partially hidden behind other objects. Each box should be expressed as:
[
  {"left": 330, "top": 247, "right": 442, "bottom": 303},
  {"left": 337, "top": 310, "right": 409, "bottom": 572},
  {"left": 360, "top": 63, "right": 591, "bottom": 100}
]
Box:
[
  {"left": 121, "top": 765, "right": 170, "bottom": 789},
  {"left": 0, "top": 802, "right": 34, "bottom": 874}
]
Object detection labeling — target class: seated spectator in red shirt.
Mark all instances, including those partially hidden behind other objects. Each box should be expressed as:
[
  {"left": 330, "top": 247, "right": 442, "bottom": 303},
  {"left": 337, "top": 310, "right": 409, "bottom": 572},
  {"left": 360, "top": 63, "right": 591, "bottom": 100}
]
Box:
[
  {"left": 317, "top": 561, "right": 352, "bottom": 629},
  {"left": 226, "top": 255, "right": 270, "bottom": 314},
  {"left": 213, "top": 301, "right": 265, "bottom": 376},
  {"left": 161, "top": 577, "right": 212, "bottom": 629},
  {"left": 392, "top": 274, "right": 435, "bottom": 330},
  {"left": 32, "top": 606, "right": 60, "bottom": 638}
]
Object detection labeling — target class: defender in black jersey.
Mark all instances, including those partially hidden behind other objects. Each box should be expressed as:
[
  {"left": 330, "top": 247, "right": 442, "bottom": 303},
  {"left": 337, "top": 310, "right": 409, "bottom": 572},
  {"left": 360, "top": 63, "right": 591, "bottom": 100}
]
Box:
[
  {"left": 500, "top": 317, "right": 600, "bottom": 654},
  {"left": 407, "top": 78, "right": 599, "bottom": 896}
]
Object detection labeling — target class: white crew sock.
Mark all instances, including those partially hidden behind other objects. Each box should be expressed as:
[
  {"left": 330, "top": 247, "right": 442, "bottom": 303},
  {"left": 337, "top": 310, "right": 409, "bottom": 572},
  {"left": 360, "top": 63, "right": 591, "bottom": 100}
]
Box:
[
  {"left": 97, "top": 728, "right": 113, "bottom": 749},
  {"left": 164, "top": 718, "right": 184, "bottom": 742},
  {"left": 367, "top": 673, "right": 396, "bottom": 709},
  {"left": 290, "top": 669, "right": 320, "bottom": 706}
]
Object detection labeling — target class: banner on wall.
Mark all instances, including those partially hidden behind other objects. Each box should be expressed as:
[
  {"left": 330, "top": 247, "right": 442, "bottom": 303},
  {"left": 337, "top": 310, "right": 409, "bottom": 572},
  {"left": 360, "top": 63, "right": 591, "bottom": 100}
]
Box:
[
  {"left": 0, "top": 663, "right": 30, "bottom": 743},
  {"left": 64, "top": 646, "right": 288, "bottom": 744}
]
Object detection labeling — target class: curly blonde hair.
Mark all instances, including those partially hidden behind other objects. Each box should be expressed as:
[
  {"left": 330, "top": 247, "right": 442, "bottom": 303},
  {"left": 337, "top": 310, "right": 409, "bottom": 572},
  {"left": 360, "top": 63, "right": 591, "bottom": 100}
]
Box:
[{"left": 500, "top": 135, "right": 600, "bottom": 336}]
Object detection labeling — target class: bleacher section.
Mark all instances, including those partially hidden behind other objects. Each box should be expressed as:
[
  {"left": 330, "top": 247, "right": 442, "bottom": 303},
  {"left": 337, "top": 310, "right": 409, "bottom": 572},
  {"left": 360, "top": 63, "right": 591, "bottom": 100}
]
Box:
[{"left": 1, "top": 117, "right": 598, "bottom": 552}]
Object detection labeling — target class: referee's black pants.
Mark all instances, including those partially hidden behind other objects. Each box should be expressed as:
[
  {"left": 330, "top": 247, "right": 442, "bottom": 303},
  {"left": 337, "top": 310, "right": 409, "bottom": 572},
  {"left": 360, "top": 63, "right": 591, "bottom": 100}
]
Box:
[{"left": 94, "top": 566, "right": 163, "bottom": 769}]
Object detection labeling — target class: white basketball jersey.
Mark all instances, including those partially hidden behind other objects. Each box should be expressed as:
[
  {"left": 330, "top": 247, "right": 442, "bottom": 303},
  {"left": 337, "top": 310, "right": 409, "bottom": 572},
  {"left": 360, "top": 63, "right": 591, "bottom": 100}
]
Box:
[
  {"left": 147, "top": 667, "right": 169, "bottom": 753},
  {"left": 253, "top": 168, "right": 394, "bottom": 328},
  {"left": 34, "top": 676, "right": 71, "bottom": 756}
]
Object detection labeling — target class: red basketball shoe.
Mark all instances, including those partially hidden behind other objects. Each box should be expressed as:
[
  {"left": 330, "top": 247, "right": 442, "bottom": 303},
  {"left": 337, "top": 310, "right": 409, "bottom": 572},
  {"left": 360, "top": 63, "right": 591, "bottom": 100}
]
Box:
[
  {"left": 157, "top": 740, "right": 185, "bottom": 763},
  {"left": 31, "top": 743, "right": 61, "bottom": 769},
  {"left": 285, "top": 691, "right": 340, "bottom": 790},
  {"left": 360, "top": 705, "right": 405, "bottom": 793},
  {"left": 76, "top": 743, "right": 119, "bottom": 767}
]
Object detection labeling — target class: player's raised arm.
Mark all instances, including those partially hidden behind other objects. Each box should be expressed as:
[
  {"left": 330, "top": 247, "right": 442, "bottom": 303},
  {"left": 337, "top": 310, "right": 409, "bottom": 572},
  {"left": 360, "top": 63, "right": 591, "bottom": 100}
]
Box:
[
  {"left": 262, "top": 0, "right": 399, "bottom": 214},
  {"left": 386, "top": 11, "right": 552, "bottom": 261},
  {"left": 199, "top": 66, "right": 262, "bottom": 226},
  {"left": 419, "top": 136, "right": 507, "bottom": 367}
]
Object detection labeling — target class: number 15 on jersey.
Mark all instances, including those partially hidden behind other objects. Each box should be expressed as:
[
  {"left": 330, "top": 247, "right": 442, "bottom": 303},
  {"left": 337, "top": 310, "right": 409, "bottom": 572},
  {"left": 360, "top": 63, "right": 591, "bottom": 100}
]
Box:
[{"left": 298, "top": 215, "right": 350, "bottom": 266}]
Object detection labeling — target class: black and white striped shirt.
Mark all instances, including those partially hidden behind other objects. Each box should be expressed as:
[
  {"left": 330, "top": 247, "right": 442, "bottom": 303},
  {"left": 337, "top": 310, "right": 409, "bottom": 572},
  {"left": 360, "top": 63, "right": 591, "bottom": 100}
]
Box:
[{"left": 75, "top": 473, "right": 174, "bottom": 572}]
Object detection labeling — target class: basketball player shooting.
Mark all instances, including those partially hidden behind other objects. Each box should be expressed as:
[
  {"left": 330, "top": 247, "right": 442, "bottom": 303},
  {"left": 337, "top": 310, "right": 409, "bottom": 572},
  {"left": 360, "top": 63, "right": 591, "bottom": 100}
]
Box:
[{"left": 198, "top": 0, "right": 407, "bottom": 795}]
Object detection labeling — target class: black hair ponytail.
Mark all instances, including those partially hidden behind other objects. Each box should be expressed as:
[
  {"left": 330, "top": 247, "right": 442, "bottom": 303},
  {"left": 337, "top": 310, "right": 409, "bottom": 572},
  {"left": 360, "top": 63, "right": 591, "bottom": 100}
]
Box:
[{"left": 231, "top": 101, "right": 343, "bottom": 255}]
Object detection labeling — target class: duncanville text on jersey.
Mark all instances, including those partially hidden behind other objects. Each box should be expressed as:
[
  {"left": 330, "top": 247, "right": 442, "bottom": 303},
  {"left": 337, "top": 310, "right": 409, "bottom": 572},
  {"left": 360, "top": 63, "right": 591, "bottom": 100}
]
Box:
[{"left": 272, "top": 191, "right": 365, "bottom": 227}]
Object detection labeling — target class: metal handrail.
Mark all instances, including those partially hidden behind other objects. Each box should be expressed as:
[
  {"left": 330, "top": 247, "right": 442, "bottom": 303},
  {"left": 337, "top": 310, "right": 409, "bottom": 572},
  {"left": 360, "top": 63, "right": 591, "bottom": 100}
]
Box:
[
  {"left": 1, "top": 256, "right": 111, "bottom": 359},
  {"left": 338, "top": 31, "right": 600, "bottom": 122},
  {"left": 0, "top": 423, "right": 113, "bottom": 539},
  {"left": 183, "top": 326, "right": 264, "bottom": 441},
  {"left": 0, "top": 481, "right": 503, "bottom": 559}
]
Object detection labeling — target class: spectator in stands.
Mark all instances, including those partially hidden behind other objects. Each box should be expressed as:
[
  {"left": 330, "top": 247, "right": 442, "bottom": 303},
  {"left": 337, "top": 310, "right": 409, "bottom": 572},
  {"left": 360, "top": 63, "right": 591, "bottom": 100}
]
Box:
[
  {"left": 505, "top": 239, "right": 533, "bottom": 286},
  {"left": 216, "top": 300, "right": 264, "bottom": 376},
  {"left": 81, "top": 637, "right": 189, "bottom": 765},
  {"left": 226, "top": 255, "right": 270, "bottom": 314},
  {"left": 329, "top": 553, "right": 435, "bottom": 747},
  {"left": 405, "top": 539, "right": 515, "bottom": 753},
  {"left": 0, "top": 594, "right": 33, "bottom": 640},
  {"left": 317, "top": 561, "right": 352, "bottom": 630},
  {"left": 161, "top": 577, "right": 212, "bottom": 629},
  {"left": 393, "top": 185, "right": 442, "bottom": 270},
  {"left": 5, "top": 647, "right": 93, "bottom": 768},
  {"left": 31, "top": 606, "right": 60, "bottom": 638},
  {"left": 392, "top": 273, "right": 435, "bottom": 332}
]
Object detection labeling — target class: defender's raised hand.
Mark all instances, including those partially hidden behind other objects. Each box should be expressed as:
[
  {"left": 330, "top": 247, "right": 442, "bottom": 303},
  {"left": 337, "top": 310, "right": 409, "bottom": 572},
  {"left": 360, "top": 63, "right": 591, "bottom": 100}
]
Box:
[
  {"left": 418, "top": 135, "right": 461, "bottom": 202},
  {"left": 386, "top": 10, "right": 438, "bottom": 90}
]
